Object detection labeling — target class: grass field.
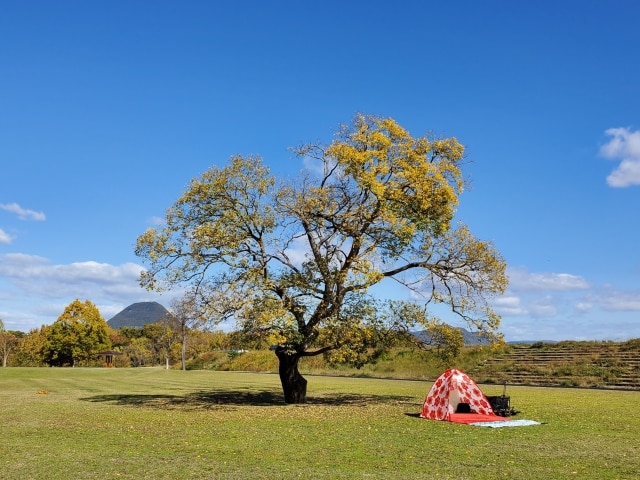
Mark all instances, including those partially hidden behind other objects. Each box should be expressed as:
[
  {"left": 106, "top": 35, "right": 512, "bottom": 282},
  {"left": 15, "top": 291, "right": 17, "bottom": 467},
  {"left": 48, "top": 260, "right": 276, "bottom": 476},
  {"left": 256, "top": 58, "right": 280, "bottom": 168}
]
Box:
[{"left": 1, "top": 368, "right": 639, "bottom": 479}]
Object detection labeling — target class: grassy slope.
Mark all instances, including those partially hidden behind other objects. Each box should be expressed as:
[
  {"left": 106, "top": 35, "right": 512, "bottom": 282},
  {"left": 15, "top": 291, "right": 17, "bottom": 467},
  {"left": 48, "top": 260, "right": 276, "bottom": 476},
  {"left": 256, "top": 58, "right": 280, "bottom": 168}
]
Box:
[
  {"left": 192, "top": 345, "right": 498, "bottom": 380},
  {"left": 1, "top": 368, "right": 639, "bottom": 480},
  {"left": 210, "top": 342, "right": 640, "bottom": 390}
]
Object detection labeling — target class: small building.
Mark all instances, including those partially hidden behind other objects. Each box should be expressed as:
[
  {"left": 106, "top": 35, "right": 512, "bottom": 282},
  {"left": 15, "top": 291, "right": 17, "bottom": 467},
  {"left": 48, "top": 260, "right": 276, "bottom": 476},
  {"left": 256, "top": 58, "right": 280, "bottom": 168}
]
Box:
[{"left": 97, "top": 350, "right": 123, "bottom": 368}]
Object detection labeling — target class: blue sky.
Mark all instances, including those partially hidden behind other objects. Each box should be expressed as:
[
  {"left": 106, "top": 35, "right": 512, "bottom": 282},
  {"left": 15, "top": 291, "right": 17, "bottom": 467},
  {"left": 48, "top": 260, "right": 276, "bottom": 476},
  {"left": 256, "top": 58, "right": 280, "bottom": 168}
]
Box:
[{"left": 1, "top": 1, "right": 639, "bottom": 341}]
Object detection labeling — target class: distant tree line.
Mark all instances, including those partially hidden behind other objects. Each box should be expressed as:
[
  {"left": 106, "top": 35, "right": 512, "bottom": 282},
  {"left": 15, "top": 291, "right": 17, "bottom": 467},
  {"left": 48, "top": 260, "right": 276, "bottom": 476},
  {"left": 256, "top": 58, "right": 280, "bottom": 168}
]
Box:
[
  {"left": 0, "top": 301, "right": 271, "bottom": 368},
  {"left": 0, "top": 298, "right": 465, "bottom": 368}
]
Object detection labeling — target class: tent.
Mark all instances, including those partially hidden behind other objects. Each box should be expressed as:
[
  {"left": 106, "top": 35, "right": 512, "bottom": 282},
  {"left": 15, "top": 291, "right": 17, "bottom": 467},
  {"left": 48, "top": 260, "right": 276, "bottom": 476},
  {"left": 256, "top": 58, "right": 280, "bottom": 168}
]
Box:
[{"left": 420, "top": 369, "right": 499, "bottom": 424}]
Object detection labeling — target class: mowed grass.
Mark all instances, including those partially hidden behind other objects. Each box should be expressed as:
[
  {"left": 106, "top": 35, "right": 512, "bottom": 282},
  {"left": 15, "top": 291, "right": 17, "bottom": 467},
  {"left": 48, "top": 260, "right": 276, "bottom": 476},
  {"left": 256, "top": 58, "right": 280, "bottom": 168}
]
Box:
[{"left": 1, "top": 368, "right": 639, "bottom": 479}]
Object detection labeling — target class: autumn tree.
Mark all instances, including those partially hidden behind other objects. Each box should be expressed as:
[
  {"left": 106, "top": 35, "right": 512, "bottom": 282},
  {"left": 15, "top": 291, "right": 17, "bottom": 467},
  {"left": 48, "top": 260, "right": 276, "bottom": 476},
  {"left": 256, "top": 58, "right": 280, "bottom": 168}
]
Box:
[
  {"left": 168, "top": 294, "right": 209, "bottom": 370},
  {"left": 41, "top": 299, "right": 111, "bottom": 367},
  {"left": 0, "top": 317, "right": 20, "bottom": 367},
  {"left": 13, "top": 327, "right": 48, "bottom": 366},
  {"left": 121, "top": 337, "right": 153, "bottom": 367},
  {"left": 135, "top": 114, "right": 507, "bottom": 403},
  {"left": 141, "top": 321, "right": 180, "bottom": 369},
  {"left": 382, "top": 300, "right": 465, "bottom": 364}
]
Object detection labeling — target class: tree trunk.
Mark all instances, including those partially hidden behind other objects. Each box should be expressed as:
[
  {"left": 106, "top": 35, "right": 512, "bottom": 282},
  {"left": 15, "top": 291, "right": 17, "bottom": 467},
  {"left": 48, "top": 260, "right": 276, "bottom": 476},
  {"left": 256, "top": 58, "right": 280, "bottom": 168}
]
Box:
[
  {"left": 181, "top": 332, "right": 187, "bottom": 371},
  {"left": 275, "top": 347, "right": 307, "bottom": 404}
]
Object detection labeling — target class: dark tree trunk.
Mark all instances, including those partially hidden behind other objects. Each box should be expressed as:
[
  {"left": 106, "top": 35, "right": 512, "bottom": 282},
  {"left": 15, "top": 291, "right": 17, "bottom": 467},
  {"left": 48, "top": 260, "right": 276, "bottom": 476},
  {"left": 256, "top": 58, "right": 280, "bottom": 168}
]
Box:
[
  {"left": 181, "top": 329, "right": 187, "bottom": 371},
  {"left": 275, "top": 347, "right": 307, "bottom": 404}
]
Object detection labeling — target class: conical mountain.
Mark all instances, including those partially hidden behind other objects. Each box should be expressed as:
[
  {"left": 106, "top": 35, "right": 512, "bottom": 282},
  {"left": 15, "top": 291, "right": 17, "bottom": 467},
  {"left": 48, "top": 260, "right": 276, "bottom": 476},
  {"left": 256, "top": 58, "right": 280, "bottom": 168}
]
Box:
[{"left": 107, "top": 301, "right": 170, "bottom": 329}]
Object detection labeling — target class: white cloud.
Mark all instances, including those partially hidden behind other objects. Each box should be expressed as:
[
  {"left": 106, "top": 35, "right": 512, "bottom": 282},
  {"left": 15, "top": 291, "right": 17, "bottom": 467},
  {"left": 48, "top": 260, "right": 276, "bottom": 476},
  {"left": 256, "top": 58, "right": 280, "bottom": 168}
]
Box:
[
  {"left": 493, "top": 293, "right": 558, "bottom": 318},
  {"left": 302, "top": 154, "right": 325, "bottom": 175},
  {"left": 574, "top": 301, "right": 593, "bottom": 313},
  {"left": 0, "top": 202, "right": 46, "bottom": 221},
  {"left": 301, "top": 153, "right": 342, "bottom": 180},
  {"left": 492, "top": 295, "right": 526, "bottom": 316},
  {"left": 0, "top": 254, "right": 148, "bottom": 299},
  {"left": 494, "top": 272, "right": 640, "bottom": 341},
  {"left": 507, "top": 267, "right": 589, "bottom": 292},
  {"left": 282, "top": 235, "right": 311, "bottom": 266},
  {"left": 497, "top": 283, "right": 640, "bottom": 321},
  {"left": 527, "top": 295, "right": 558, "bottom": 317},
  {"left": 0, "top": 253, "right": 175, "bottom": 331},
  {"left": 0, "top": 228, "right": 13, "bottom": 244},
  {"left": 599, "top": 127, "right": 640, "bottom": 187},
  {"left": 588, "top": 288, "right": 640, "bottom": 312},
  {"left": 147, "top": 216, "right": 164, "bottom": 226}
]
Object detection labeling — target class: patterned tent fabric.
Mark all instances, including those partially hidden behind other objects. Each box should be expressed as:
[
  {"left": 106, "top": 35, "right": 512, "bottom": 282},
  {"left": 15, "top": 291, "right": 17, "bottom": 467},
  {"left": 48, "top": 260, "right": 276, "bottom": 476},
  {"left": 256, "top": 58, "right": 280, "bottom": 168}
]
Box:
[{"left": 420, "top": 369, "right": 494, "bottom": 421}]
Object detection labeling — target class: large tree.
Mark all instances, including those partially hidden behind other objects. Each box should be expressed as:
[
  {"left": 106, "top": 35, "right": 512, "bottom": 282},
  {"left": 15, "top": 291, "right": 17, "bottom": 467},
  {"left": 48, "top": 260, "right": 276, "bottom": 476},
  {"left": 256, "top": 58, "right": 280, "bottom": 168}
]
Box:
[
  {"left": 41, "top": 299, "right": 111, "bottom": 367},
  {"left": 135, "top": 114, "right": 508, "bottom": 403}
]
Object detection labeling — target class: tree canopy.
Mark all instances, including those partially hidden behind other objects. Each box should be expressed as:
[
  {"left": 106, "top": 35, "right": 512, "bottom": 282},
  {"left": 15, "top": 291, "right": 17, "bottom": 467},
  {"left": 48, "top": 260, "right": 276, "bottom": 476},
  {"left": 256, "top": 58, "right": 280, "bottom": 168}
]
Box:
[
  {"left": 135, "top": 114, "right": 508, "bottom": 402},
  {"left": 41, "top": 299, "right": 111, "bottom": 367}
]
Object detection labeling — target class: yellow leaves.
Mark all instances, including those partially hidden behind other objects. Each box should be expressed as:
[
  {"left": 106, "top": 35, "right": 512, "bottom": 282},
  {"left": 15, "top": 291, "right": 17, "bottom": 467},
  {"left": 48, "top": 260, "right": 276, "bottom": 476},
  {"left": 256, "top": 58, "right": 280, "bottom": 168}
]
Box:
[
  {"left": 452, "top": 224, "right": 508, "bottom": 295},
  {"left": 325, "top": 114, "right": 465, "bottom": 237},
  {"left": 135, "top": 228, "right": 164, "bottom": 261},
  {"left": 432, "top": 138, "right": 464, "bottom": 161},
  {"left": 369, "top": 130, "right": 393, "bottom": 150},
  {"left": 190, "top": 220, "right": 241, "bottom": 253},
  {"left": 253, "top": 304, "right": 290, "bottom": 327},
  {"left": 379, "top": 117, "right": 410, "bottom": 139},
  {"left": 343, "top": 257, "right": 385, "bottom": 290},
  {"left": 267, "top": 332, "right": 288, "bottom": 345}
]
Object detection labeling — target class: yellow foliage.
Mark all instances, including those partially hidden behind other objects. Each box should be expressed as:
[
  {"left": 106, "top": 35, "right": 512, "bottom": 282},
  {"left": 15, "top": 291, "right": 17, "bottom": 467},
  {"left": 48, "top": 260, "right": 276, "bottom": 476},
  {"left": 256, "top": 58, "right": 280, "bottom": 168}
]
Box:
[
  {"left": 325, "top": 114, "right": 465, "bottom": 238},
  {"left": 134, "top": 114, "right": 508, "bottom": 380}
]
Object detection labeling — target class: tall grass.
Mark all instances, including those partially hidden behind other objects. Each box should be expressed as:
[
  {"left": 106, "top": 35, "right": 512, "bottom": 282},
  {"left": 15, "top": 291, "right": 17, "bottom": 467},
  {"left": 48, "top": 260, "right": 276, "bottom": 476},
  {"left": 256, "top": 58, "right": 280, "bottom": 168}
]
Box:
[{"left": 1, "top": 367, "right": 638, "bottom": 479}]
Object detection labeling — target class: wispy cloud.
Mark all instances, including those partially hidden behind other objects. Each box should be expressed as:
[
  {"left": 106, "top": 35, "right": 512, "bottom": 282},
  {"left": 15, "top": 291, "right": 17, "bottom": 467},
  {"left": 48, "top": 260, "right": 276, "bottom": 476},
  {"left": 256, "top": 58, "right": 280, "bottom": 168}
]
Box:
[
  {"left": 588, "top": 288, "right": 640, "bottom": 312},
  {"left": 0, "top": 203, "right": 46, "bottom": 221},
  {"left": 147, "top": 216, "right": 165, "bottom": 226},
  {"left": 0, "top": 228, "right": 13, "bottom": 244},
  {"left": 599, "top": 127, "right": 640, "bottom": 187},
  {"left": 494, "top": 268, "right": 640, "bottom": 325},
  {"left": 507, "top": 267, "right": 589, "bottom": 292}
]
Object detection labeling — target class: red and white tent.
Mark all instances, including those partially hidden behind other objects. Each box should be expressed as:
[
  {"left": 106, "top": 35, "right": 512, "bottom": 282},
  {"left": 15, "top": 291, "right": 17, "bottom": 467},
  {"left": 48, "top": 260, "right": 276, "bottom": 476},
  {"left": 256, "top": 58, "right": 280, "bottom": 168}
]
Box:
[{"left": 420, "top": 369, "right": 496, "bottom": 423}]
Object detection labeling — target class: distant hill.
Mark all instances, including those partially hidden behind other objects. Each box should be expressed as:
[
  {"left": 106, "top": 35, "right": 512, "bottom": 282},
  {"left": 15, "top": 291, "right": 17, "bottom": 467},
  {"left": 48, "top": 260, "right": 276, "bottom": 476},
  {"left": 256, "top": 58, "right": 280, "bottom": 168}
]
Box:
[
  {"left": 108, "top": 301, "right": 170, "bottom": 329},
  {"left": 413, "top": 327, "right": 491, "bottom": 346},
  {"left": 507, "top": 340, "right": 558, "bottom": 345}
]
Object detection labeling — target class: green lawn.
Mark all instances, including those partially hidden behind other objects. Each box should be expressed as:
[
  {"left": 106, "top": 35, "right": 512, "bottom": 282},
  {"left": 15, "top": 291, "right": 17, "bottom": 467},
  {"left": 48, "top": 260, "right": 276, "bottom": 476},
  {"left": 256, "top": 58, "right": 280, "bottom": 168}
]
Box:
[{"left": 1, "top": 368, "right": 638, "bottom": 479}]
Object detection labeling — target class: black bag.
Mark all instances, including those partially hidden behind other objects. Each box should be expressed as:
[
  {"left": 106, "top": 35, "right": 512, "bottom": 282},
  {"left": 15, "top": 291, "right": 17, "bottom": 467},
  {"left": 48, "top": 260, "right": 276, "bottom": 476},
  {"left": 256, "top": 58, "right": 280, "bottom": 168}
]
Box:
[
  {"left": 487, "top": 395, "right": 512, "bottom": 417},
  {"left": 487, "top": 382, "right": 519, "bottom": 417}
]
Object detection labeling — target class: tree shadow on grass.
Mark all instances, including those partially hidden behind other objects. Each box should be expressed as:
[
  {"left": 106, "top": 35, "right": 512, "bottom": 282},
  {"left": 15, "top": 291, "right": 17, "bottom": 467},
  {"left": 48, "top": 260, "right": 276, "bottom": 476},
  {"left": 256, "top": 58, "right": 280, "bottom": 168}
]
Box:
[{"left": 80, "top": 390, "right": 417, "bottom": 411}]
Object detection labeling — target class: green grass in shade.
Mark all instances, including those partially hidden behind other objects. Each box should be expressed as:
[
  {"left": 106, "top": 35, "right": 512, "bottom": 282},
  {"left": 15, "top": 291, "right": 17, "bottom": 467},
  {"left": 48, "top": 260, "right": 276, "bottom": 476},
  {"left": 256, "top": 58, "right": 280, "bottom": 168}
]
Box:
[{"left": 1, "top": 368, "right": 638, "bottom": 479}]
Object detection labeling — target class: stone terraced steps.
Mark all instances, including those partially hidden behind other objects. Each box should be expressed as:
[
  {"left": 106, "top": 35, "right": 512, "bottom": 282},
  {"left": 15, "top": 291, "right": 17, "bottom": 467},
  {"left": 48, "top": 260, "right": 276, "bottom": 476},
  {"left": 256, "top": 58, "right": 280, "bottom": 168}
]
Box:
[{"left": 470, "top": 343, "right": 640, "bottom": 390}]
